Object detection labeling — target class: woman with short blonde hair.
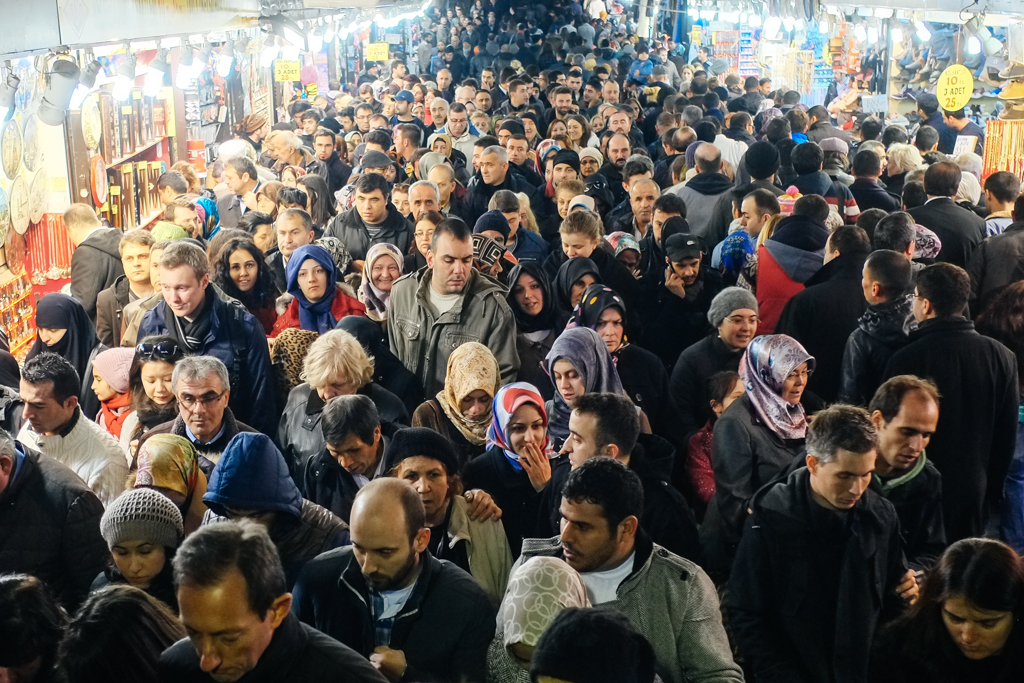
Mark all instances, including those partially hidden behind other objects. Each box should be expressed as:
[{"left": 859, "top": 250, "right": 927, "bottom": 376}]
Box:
[{"left": 276, "top": 329, "right": 408, "bottom": 478}]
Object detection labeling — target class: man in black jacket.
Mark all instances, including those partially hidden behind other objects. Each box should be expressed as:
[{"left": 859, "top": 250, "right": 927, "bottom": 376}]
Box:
[
  {"left": 776, "top": 226, "right": 871, "bottom": 403},
  {"left": 838, "top": 249, "right": 914, "bottom": 405},
  {"left": 160, "top": 520, "right": 386, "bottom": 683},
  {"left": 561, "top": 393, "right": 700, "bottom": 563},
  {"left": 293, "top": 478, "right": 495, "bottom": 683},
  {"left": 967, "top": 193, "right": 1024, "bottom": 315},
  {"left": 64, "top": 204, "right": 124, "bottom": 323},
  {"left": 313, "top": 127, "right": 352, "bottom": 196},
  {"left": 0, "top": 434, "right": 106, "bottom": 611},
  {"left": 908, "top": 161, "right": 985, "bottom": 268},
  {"left": 849, "top": 149, "right": 901, "bottom": 213},
  {"left": 884, "top": 263, "right": 1019, "bottom": 542},
  {"left": 868, "top": 375, "right": 946, "bottom": 570},
  {"left": 464, "top": 145, "right": 534, "bottom": 226},
  {"left": 325, "top": 174, "right": 413, "bottom": 262},
  {"left": 95, "top": 230, "right": 156, "bottom": 347},
  {"left": 729, "top": 405, "right": 918, "bottom": 683}
]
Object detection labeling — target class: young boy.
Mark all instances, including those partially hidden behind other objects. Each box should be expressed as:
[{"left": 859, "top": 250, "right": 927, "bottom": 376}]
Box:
[{"left": 983, "top": 171, "right": 1020, "bottom": 236}]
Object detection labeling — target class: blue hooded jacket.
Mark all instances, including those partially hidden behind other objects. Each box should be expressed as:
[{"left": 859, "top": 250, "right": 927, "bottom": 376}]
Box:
[{"left": 203, "top": 433, "right": 349, "bottom": 585}]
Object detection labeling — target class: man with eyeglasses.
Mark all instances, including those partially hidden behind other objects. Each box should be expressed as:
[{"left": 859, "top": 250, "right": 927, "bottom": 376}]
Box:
[
  {"left": 137, "top": 241, "right": 276, "bottom": 434},
  {"left": 145, "top": 355, "right": 256, "bottom": 459}
]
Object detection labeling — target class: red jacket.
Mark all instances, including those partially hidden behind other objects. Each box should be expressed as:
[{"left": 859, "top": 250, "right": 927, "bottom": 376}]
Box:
[
  {"left": 755, "top": 244, "right": 805, "bottom": 335},
  {"left": 271, "top": 287, "right": 366, "bottom": 337}
]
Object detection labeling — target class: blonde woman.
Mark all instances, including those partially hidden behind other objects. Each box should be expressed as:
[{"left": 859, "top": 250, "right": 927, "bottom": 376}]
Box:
[
  {"left": 277, "top": 329, "right": 409, "bottom": 477},
  {"left": 516, "top": 192, "right": 541, "bottom": 235}
]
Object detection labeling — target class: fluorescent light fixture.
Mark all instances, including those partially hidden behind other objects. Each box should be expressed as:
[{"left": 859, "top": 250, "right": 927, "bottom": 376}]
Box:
[
  {"left": 308, "top": 24, "right": 324, "bottom": 53},
  {"left": 966, "top": 35, "right": 981, "bottom": 55},
  {"left": 764, "top": 16, "right": 782, "bottom": 39},
  {"left": 915, "top": 21, "right": 931, "bottom": 41},
  {"left": 113, "top": 52, "right": 136, "bottom": 101},
  {"left": 891, "top": 28, "right": 904, "bottom": 43},
  {"left": 854, "top": 25, "right": 866, "bottom": 41},
  {"left": 323, "top": 22, "right": 336, "bottom": 43},
  {"left": 0, "top": 71, "right": 20, "bottom": 121},
  {"left": 38, "top": 57, "right": 82, "bottom": 125},
  {"left": 874, "top": 8, "right": 894, "bottom": 18},
  {"left": 868, "top": 27, "right": 879, "bottom": 44}
]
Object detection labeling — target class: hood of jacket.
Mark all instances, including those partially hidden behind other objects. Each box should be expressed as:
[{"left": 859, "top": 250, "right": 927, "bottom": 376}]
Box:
[
  {"left": 858, "top": 293, "right": 914, "bottom": 343},
  {"left": 793, "top": 170, "right": 836, "bottom": 198},
  {"left": 763, "top": 240, "right": 824, "bottom": 284},
  {"left": 770, "top": 213, "right": 830, "bottom": 252},
  {"left": 203, "top": 432, "right": 303, "bottom": 519},
  {"left": 683, "top": 171, "right": 734, "bottom": 197},
  {"left": 81, "top": 229, "right": 122, "bottom": 259},
  {"left": 751, "top": 466, "right": 891, "bottom": 535},
  {"left": 908, "top": 315, "right": 975, "bottom": 342}
]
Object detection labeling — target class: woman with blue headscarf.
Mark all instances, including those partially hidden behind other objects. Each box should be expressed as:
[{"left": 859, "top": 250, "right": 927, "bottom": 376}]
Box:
[{"left": 271, "top": 244, "right": 366, "bottom": 337}]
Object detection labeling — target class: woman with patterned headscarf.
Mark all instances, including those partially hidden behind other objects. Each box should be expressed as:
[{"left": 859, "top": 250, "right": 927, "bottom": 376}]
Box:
[
  {"left": 700, "top": 334, "right": 815, "bottom": 579},
  {"left": 413, "top": 342, "right": 501, "bottom": 466},
  {"left": 357, "top": 242, "right": 405, "bottom": 324},
  {"left": 133, "top": 434, "right": 210, "bottom": 535},
  {"left": 463, "top": 382, "right": 568, "bottom": 558},
  {"left": 486, "top": 557, "right": 591, "bottom": 682}
]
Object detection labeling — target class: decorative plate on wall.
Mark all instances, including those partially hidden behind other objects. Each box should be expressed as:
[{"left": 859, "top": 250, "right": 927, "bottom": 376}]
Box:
[
  {"left": 1, "top": 118, "right": 23, "bottom": 180},
  {"left": 81, "top": 95, "right": 102, "bottom": 152},
  {"left": 22, "top": 113, "right": 41, "bottom": 172},
  {"left": 28, "top": 168, "right": 49, "bottom": 224},
  {"left": 90, "top": 155, "right": 108, "bottom": 206},
  {"left": 9, "top": 175, "right": 29, "bottom": 234}
]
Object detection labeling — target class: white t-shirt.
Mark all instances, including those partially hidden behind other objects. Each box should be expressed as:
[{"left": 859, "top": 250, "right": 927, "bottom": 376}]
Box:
[
  {"left": 428, "top": 286, "right": 462, "bottom": 316},
  {"left": 581, "top": 552, "right": 636, "bottom": 604}
]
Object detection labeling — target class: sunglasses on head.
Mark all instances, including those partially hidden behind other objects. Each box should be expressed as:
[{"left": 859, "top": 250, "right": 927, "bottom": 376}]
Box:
[{"left": 136, "top": 341, "right": 182, "bottom": 361}]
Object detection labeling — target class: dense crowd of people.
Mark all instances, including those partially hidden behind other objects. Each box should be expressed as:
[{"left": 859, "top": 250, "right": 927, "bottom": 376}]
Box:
[{"left": 2, "top": 1, "right": 1024, "bottom": 682}]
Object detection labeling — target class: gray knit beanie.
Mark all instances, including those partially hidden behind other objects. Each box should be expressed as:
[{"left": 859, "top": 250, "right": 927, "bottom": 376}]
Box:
[
  {"left": 707, "top": 287, "right": 759, "bottom": 328},
  {"left": 100, "top": 488, "right": 184, "bottom": 550}
]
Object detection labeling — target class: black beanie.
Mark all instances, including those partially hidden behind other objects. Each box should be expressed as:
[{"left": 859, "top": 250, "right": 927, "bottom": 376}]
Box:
[
  {"left": 530, "top": 608, "right": 656, "bottom": 683},
  {"left": 744, "top": 141, "right": 781, "bottom": 180},
  {"left": 473, "top": 210, "right": 511, "bottom": 241},
  {"left": 551, "top": 149, "right": 581, "bottom": 175},
  {"left": 498, "top": 119, "right": 526, "bottom": 136},
  {"left": 384, "top": 427, "right": 461, "bottom": 476}
]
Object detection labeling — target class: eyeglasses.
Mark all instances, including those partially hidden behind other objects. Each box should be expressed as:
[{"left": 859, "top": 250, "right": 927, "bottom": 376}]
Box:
[
  {"left": 786, "top": 369, "right": 814, "bottom": 381},
  {"left": 136, "top": 341, "right": 182, "bottom": 361},
  {"left": 178, "top": 390, "right": 227, "bottom": 411}
]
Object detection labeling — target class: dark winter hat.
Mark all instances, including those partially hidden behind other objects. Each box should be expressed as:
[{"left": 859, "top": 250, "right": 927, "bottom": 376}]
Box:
[
  {"left": 385, "top": 427, "right": 461, "bottom": 476},
  {"left": 361, "top": 150, "right": 393, "bottom": 169},
  {"left": 744, "top": 141, "right": 781, "bottom": 180},
  {"left": 551, "top": 149, "right": 581, "bottom": 175},
  {"left": 473, "top": 210, "right": 511, "bottom": 241},
  {"left": 100, "top": 488, "right": 184, "bottom": 550},
  {"left": 707, "top": 286, "right": 759, "bottom": 328},
  {"left": 319, "top": 117, "right": 343, "bottom": 134},
  {"left": 531, "top": 608, "right": 657, "bottom": 683},
  {"left": 498, "top": 119, "right": 526, "bottom": 136}
]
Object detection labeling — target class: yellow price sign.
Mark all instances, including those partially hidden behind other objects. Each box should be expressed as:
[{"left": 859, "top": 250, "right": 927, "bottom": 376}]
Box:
[
  {"left": 936, "top": 64, "right": 974, "bottom": 112},
  {"left": 274, "top": 60, "right": 301, "bottom": 82},
  {"left": 366, "top": 42, "right": 390, "bottom": 61}
]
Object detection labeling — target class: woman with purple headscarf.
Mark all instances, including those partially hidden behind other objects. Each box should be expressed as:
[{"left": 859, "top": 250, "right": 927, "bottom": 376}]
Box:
[{"left": 700, "top": 333, "right": 815, "bottom": 579}]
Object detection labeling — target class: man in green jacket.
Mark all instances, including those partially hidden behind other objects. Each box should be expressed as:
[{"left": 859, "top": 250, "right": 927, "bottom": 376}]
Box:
[{"left": 387, "top": 218, "right": 519, "bottom": 396}]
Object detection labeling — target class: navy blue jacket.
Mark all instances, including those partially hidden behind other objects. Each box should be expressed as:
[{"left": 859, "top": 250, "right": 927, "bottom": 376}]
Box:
[
  {"left": 509, "top": 226, "right": 549, "bottom": 263},
  {"left": 138, "top": 291, "right": 278, "bottom": 434},
  {"left": 202, "top": 433, "right": 349, "bottom": 586}
]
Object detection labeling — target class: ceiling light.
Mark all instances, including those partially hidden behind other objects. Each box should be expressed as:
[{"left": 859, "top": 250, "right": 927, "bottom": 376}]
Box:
[
  {"left": 915, "top": 21, "right": 931, "bottom": 42},
  {"left": 819, "top": 20, "right": 829, "bottom": 33},
  {"left": 144, "top": 48, "right": 168, "bottom": 96},
  {"left": 113, "top": 51, "right": 136, "bottom": 101},
  {"left": 323, "top": 22, "right": 336, "bottom": 43},
  {"left": 854, "top": 25, "right": 867, "bottom": 42},
  {"left": 891, "top": 28, "right": 904, "bottom": 43},
  {"left": 0, "top": 71, "right": 21, "bottom": 121},
  {"left": 38, "top": 57, "right": 82, "bottom": 125},
  {"left": 868, "top": 27, "right": 879, "bottom": 44},
  {"left": 216, "top": 42, "right": 233, "bottom": 78},
  {"left": 308, "top": 24, "right": 324, "bottom": 53},
  {"left": 764, "top": 16, "right": 782, "bottom": 39},
  {"left": 69, "top": 59, "right": 102, "bottom": 110}
]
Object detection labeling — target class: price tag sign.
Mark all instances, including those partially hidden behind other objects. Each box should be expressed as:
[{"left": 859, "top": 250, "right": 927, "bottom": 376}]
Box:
[
  {"left": 274, "top": 60, "right": 301, "bottom": 82},
  {"left": 366, "top": 43, "right": 390, "bottom": 61},
  {"left": 936, "top": 64, "right": 974, "bottom": 111},
  {"left": 861, "top": 94, "right": 887, "bottom": 114}
]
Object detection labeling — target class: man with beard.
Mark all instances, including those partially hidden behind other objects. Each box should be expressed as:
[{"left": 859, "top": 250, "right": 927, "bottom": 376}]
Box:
[
  {"left": 293, "top": 478, "right": 495, "bottom": 683},
  {"left": 545, "top": 86, "right": 577, "bottom": 129},
  {"left": 600, "top": 133, "right": 632, "bottom": 206},
  {"left": 313, "top": 127, "right": 351, "bottom": 196}
]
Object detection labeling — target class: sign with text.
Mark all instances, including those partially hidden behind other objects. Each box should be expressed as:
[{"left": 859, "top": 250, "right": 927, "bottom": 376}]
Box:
[
  {"left": 936, "top": 64, "right": 974, "bottom": 112},
  {"left": 274, "top": 60, "right": 301, "bottom": 82},
  {"left": 366, "top": 43, "right": 390, "bottom": 61},
  {"left": 861, "top": 94, "right": 887, "bottom": 114}
]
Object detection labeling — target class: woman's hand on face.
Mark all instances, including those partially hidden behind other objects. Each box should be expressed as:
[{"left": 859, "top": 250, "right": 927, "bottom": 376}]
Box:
[
  {"left": 464, "top": 489, "right": 502, "bottom": 521},
  {"left": 519, "top": 442, "right": 552, "bottom": 492}
]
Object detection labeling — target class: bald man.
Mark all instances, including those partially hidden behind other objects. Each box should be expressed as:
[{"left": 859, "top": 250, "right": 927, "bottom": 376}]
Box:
[
  {"left": 672, "top": 142, "right": 735, "bottom": 246},
  {"left": 293, "top": 477, "right": 496, "bottom": 683}
]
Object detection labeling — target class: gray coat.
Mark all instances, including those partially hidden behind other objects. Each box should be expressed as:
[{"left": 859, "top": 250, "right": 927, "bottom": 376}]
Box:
[
  {"left": 388, "top": 268, "right": 520, "bottom": 397},
  {"left": 71, "top": 229, "right": 124, "bottom": 323},
  {"left": 520, "top": 533, "right": 743, "bottom": 683}
]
